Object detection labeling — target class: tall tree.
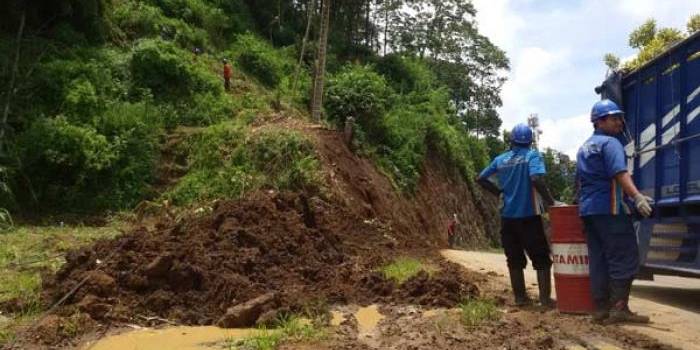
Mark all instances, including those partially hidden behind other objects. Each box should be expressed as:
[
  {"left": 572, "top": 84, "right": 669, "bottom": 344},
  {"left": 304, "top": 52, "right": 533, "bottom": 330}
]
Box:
[
  {"left": 688, "top": 14, "right": 700, "bottom": 34},
  {"left": 292, "top": 0, "right": 315, "bottom": 99},
  {"left": 311, "top": 0, "right": 331, "bottom": 121}
]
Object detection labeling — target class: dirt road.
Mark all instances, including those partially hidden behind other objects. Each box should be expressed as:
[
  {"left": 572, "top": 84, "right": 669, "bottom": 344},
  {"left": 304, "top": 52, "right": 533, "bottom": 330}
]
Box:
[{"left": 442, "top": 250, "right": 700, "bottom": 350}]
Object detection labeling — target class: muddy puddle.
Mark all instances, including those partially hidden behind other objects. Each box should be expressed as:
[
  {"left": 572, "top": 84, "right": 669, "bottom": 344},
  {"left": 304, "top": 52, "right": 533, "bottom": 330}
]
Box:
[
  {"left": 82, "top": 326, "right": 255, "bottom": 350},
  {"left": 355, "top": 304, "right": 384, "bottom": 335}
]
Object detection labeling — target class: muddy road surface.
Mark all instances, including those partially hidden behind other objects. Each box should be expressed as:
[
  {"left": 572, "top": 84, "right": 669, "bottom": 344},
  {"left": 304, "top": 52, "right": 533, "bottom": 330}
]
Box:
[{"left": 442, "top": 249, "right": 700, "bottom": 350}]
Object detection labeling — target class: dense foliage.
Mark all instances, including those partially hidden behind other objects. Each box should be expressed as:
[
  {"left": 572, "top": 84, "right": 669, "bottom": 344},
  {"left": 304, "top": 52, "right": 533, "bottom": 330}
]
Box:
[
  {"left": 0, "top": 0, "right": 514, "bottom": 217},
  {"left": 605, "top": 14, "right": 700, "bottom": 71},
  {"left": 167, "top": 123, "right": 320, "bottom": 204}
]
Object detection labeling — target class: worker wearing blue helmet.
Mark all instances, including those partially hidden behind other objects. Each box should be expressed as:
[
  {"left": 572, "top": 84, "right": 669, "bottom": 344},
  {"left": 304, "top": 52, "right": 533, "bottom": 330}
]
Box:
[
  {"left": 477, "top": 123, "right": 557, "bottom": 307},
  {"left": 576, "top": 99, "right": 653, "bottom": 324}
]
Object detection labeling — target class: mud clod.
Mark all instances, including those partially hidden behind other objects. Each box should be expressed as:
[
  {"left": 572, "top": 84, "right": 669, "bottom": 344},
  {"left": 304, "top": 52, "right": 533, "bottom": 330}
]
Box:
[
  {"left": 217, "top": 292, "right": 278, "bottom": 328},
  {"left": 144, "top": 255, "right": 173, "bottom": 279}
]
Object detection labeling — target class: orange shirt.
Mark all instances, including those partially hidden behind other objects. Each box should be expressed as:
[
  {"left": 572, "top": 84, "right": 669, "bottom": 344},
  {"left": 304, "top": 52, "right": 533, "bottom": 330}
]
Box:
[{"left": 223, "top": 64, "right": 232, "bottom": 79}]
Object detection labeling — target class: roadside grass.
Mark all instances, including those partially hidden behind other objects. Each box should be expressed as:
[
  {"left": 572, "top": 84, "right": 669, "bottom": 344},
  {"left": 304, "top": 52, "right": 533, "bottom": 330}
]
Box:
[
  {"left": 0, "top": 223, "right": 123, "bottom": 346},
  {"left": 379, "top": 257, "right": 437, "bottom": 284},
  {"left": 227, "top": 315, "right": 326, "bottom": 350},
  {"left": 459, "top": 298, "right": 500, "bottom": 327}
]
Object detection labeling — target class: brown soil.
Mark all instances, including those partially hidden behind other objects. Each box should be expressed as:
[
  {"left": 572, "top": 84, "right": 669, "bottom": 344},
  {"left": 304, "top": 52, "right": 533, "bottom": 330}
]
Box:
[
  {"left": 11, "top": 187, "right": 481, "bottom": 348},
  {"left": 311, "top": 128, "right": 500, "bottom": 249},
  {"left": 294, "top": 303, "right": 676, "bottom": 350}
]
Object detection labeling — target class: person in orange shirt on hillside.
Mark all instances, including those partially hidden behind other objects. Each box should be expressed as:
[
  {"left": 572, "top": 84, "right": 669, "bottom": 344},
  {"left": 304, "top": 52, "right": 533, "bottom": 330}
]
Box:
[{"left": 223, "top": 58, "right": 232, "bottom": 91}]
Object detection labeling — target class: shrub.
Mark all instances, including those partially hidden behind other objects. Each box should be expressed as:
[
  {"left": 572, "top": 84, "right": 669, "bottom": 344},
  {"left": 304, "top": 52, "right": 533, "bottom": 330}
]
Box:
[
  {"left": 130, "top": 38, "right": 220, "bottom": 99},
  {"left": 375, "top": 54, "right": 436, "bottom": 93},
  {"left": 325, "top": 64, "right": 393, "bottom": 134},
  {"left": 93, "top": 101, "right": 161, "bottom": 205},
  {"left": 245, "top": 129, "right": 320, "bottom": 191},
  {"left": 167, "top": 124, "right": 320, "bottom": 205},
  {"left": 378, "top": 107, "right": 429, "bottom": 189},
  {"left": 64, "top": 78, "right": 101, "bottom": 124},
  {"left": 366, "top": 85, "right": 485, "bottom": 191},
  {"left": 112, "top": 1, "right": 211, "bottom": 49},
  {"left": 169, "top": 92, "right": 237, "bottom": 127},
  {"left": 112, "top": 1, "right": 166, "bottom": 39},
  {"left": 233, "top": 34, "right": 290, "bottom": 87},
  {"left": 152, "top": 0, "right": 231, "bottom": 45},
  {"left": 16, "top": 117, "right": 119, "bottom": 210},
  {"left": 31, "top": 48, "right": 130, "bottom": 120},
  {"left": 15, "top": 101, "right": 161, "bottom": 212}
]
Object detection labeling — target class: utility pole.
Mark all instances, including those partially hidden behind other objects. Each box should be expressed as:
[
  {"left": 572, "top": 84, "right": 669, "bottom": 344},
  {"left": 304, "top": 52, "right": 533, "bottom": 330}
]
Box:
[
  {"left": 311, "top": 0, "right": 331, "bottom": 121},
  {"left": 527, "top": 113, "right": 543, "bottom": 149}
]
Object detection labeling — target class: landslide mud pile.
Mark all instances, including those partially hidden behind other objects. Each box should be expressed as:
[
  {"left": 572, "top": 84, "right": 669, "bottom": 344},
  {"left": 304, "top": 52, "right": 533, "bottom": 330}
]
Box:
[{"left": 40, "top": 192, "right": 479, "bottom": 333}]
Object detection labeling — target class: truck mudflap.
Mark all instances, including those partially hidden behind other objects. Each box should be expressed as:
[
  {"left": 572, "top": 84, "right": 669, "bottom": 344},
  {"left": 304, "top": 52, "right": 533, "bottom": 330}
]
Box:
[{"left": 637, "top": 220, "right": 700, "bottom": 278}]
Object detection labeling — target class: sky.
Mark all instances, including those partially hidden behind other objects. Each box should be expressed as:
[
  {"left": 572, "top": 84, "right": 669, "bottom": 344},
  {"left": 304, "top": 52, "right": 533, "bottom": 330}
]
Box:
[{"left": 471, "top": 0, "right": 700, "bottom": 157}]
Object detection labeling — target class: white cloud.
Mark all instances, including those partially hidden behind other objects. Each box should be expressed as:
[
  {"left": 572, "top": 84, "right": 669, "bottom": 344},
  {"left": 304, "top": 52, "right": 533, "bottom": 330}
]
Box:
[
  {"left": 471, "top": 0, "right": 523, "bottom": 51},
  {"left": 499, "top": 47, "right": 572, "bottom": 127},
  {"left": 471, "top": 0, "right": 700, "bottom": 156},
  {"left": 538, "top": 114, "right": 591, "bottom": 158}
]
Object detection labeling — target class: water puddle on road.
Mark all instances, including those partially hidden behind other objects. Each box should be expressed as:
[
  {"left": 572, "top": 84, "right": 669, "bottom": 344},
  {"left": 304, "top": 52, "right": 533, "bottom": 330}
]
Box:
[
  {"left": 355, "top": 304, "right": 384, "bottom": 335},
  {"left": 83, "top": 326, "right": 255, "bottom": 350}
]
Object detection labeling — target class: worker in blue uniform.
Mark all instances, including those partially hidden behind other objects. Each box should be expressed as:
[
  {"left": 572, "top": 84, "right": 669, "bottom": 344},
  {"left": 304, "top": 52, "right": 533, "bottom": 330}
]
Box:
[
  {"left": 576, "top": 99, "right": 653, "bottom": 324},
  {"left": 477, "top": 123, "right": 557, "bottom": 307}
]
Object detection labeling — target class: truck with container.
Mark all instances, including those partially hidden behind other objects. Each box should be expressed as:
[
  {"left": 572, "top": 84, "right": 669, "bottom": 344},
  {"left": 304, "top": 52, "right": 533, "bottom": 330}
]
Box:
[{"left": 596, "top": 31, "right": 700, "bottom": 279}]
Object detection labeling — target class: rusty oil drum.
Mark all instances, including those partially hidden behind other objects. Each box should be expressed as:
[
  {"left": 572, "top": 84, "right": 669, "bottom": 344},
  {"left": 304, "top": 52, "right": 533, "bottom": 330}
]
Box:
[{"left": 549, "top": 205, "right": 595, "bottom": 313}]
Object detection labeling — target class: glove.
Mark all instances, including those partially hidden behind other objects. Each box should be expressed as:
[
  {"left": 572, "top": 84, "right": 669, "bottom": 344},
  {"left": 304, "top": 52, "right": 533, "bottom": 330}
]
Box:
[{"left": 633, "top": 193, "right": 653, "bottom": 218}]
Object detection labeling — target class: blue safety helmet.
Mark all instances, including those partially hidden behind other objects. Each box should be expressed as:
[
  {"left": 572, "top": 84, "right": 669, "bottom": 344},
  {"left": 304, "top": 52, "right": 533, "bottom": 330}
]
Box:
[
  {"left": 510, "top": 123, "right": 533, "bottom": 145},
  {"left": 590, "top": 99, "right": 623, "bottom": 122}
]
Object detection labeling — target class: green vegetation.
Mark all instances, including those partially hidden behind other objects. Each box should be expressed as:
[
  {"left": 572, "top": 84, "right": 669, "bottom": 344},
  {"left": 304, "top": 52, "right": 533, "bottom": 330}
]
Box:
[
  {"left": 228, "top": 315, "right": 326, "bottom": 350},
  {"left": 1, "top": 0, "right": 510, "bottom": 218},
  {"left": 325, "top": 63, "right": 489, "bottom": 190},
  {"left": 541, "top": 148, "right": 576, "bottom": 203},
  {"left": 605, "top": 14, "right": 700, "bottom": 71},
  {"left": 165, "top": 124, "right": 321, "bottom": 205},
  {"left": 0, "top": 224, "right": 122, "bottom": 342},
  {"left": 379, "top": 257, "right": 435, "bottom": 284},
  {"left": 459, "top": 298, "right": 501, "bottom": 327}
]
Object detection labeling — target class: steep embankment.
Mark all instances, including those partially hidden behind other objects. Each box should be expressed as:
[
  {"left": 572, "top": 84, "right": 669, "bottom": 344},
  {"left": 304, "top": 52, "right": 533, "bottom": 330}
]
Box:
[
  {"left": 13, "top": 121, "right": 497, "bottom": 348},
  {"left": 312, "top": 127, "right": 499, "bottom": 249}
]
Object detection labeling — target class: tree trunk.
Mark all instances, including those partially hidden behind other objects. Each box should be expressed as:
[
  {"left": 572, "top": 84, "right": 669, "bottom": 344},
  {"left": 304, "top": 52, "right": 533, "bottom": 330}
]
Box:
[
  {"left": 383, "top": 0, "right": 389, "bottom": 55},
  {"left": 311, "top": 0, "right": 331, "bottom": 121},
  {"left": 291, "top": 0, "right": 315, "bottom": 99},
  {"left": 1, "top": 9, "right": 26, "bottom": 149}
]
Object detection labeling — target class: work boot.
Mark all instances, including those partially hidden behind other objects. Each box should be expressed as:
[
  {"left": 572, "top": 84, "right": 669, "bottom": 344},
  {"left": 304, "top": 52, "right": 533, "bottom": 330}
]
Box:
[
  {"left": 536, "top": 268, "right": 555, "bottom": 308},
  {"left": 591, "top": 299, "right": 609, "bottom": 324},
  {"left": 509, "top": 268, "right": 531, "bottom": 306},
  {"left": 608, "top": 279, "right": 649, "bottom": 324}
]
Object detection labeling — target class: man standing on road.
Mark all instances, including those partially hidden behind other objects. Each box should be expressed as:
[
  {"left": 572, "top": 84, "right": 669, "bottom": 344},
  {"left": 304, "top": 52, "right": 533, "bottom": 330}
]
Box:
[
  {"left": 576, "top": 99, "right": 652, "bottom": 324},
  {"left": 223, "top": 58, "right": 232, "bottom": 91},
  {"left": 476, "top": 123, "right": 556, "bottom": 307}
]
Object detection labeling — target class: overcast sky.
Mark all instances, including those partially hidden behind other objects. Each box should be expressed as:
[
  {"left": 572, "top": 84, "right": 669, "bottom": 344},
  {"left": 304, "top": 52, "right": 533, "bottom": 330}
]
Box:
[{"left": 471, "top": 0, "right": 700, "bottom": 157}]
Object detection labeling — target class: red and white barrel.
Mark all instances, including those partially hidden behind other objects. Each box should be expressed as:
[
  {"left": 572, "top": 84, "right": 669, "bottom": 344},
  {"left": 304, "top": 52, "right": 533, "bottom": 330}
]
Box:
[{"left": 549, "top": 205, "right": 595, "bottom": 314}]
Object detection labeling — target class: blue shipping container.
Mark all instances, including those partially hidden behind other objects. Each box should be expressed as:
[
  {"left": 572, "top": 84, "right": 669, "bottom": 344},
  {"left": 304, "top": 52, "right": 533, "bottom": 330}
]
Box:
[{"left": 598, "top": 31, "right": 700, "bottom": 278}]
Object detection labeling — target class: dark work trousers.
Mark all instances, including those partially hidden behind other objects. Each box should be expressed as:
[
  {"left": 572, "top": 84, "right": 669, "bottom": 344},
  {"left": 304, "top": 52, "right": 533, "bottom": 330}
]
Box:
[
  {"left": 582, "top": 214, "right": 639, "bottom": 308},
  {"left": 501, "top": 215, "right": 552, "bottom": 270}
]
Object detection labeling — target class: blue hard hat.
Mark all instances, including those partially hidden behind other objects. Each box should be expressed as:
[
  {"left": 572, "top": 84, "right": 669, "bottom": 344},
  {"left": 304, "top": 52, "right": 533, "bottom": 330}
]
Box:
[
  {"left": 590, "top": 99, "right": 623, "bottom": 122},
  {"left": 510, "top": 123, "right": 533, "bottom": 145}
]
